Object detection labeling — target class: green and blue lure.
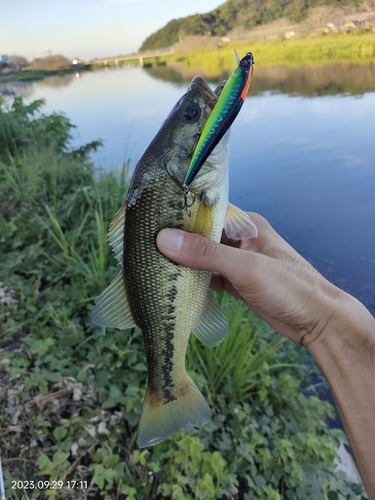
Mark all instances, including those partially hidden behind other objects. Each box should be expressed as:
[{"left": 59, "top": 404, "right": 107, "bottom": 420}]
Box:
[{"left": 183, "top": 50, "right": 254, "bottom": 190}]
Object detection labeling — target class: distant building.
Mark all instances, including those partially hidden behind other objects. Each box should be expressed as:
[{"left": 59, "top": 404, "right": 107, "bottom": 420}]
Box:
[{"left": 1, "top": 55, "right": 9, "bottom": 63}]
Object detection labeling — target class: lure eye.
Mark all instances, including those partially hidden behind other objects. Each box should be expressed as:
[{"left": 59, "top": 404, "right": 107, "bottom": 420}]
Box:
[{"left": 183, "top": 105, "right": 199, "bottom": 121}]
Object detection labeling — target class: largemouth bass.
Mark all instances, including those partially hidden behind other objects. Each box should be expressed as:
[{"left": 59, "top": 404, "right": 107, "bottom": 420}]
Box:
[{"left": 92, "top": 76, "right": 258, "bottom": 448}]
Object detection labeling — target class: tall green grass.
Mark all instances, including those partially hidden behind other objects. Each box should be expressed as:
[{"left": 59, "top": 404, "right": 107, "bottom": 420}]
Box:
[{"left": 168, "top": 32, "right": 375, "bottom": 77}]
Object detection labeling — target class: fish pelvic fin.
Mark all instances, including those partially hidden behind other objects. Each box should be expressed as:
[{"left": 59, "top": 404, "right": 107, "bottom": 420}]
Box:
[
  {"left": 225, "top": 203, "right": 258, "bottom": 240},
  {"left": 137, "top": 375, "right": 211, "bottom": 448},
  {"left": 92, "top": 271, "right": 136, "bottom": 330},
  {"left": 193, "top": 291, "right": 229, "bottom": 346}
]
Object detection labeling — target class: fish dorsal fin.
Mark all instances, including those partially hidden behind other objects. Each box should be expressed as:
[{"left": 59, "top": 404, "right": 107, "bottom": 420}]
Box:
[
  {"left": 92, "top": 271, "right": 136, "bottom": 330},
  {"left": 193, "top": 291, "right": 229, "bottom": 346},
  {"left": 225, "top": 203, "right": 258, "bottom": 240},
  {"left": 108, "top": 203, "right": 126, "bottom": 263}
]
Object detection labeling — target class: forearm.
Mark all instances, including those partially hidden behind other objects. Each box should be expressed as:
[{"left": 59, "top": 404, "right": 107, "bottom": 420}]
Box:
[
  {"left": 305, "top": 293, "right": 375, "bottom": 497},
  {"left": 156, "top": 222, "right": 375, "bottom": 493}
]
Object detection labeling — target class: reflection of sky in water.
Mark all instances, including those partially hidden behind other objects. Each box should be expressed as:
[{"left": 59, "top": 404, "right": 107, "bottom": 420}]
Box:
[
  {"left": 230, "top": 93, "right": 375, "bottom": 311},
  {"left": 8, "top": 65, "right": 375, "bottom": 314}
]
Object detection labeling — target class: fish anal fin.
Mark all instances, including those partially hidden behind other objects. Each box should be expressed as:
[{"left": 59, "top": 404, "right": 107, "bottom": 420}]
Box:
[
  {"left": 225, "top": 203, "right": 258, "bottom": 240},
  {"left": 92, "top": 271, "right": 136, "bottom": 330},
  {"left": 193, "top": 291, "right": 229, "bottom": 347},
  {"left": 137, "top": 375, "right": 211, "bottom": 448}
]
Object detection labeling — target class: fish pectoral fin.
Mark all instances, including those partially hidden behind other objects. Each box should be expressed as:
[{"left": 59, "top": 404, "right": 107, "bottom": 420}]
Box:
[
  {"left": 224, "top": 203, "right": 258, "bottom": 240},
  {"left": 137, "top": 375, "right": 211, "bottom": 448},
  {"left": 92, "top": 271, "right": 136, "bottom": 330},
  {"left": 107, "top": 202, "right": 126, "bottom": 263},
  {"left": 193, "top": 291, "right": 229, "bottom": 347}
]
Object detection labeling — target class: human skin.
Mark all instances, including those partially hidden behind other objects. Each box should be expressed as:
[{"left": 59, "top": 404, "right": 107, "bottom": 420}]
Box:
[{"left": 156, "top": 212, "right": 375, "bottom": 497}]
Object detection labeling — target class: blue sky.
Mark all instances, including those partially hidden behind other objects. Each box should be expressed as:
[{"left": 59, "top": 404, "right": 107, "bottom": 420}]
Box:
[{"left": 1, "top": 0, "right": 223, "bottom": 61}]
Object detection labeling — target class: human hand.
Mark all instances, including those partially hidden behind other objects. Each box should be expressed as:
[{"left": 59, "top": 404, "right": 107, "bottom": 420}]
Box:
[
  {"left": 158, "top": 213, "right": 375, "bottom": 496},
  {"left": 156, "top": 212, "right": 350, "bottom": 348}
]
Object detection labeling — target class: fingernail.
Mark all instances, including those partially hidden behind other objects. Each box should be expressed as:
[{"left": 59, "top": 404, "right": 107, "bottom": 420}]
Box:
[{"left": 157, "top": 228, "right": 184, "bottom": 253}]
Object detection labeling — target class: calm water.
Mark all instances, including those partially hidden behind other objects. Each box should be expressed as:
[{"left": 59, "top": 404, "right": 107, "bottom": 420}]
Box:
[{"left": 2, "top": 63, "right": 375, "bottom": 314}]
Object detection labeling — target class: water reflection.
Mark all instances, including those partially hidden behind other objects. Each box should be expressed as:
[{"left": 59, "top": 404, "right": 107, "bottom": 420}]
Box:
[
  {"left": 36, "top": 73, "right": 76, "bottom": 89},
  {"left": 144, "top": 64, "right": 230, "bottom": 87},
  {"left": 0, "top": 72, "right": 76, "bottom": 98},
  {"left": 144, "top": 62, "right": 375, "bottom": 96},
  {"left": 0, "top": 81, "right": 34, "bottom": 99},
  {"left": 2, "top": 62, "right": 375, "bottom": 100},
  {"left": 251, "top": 63, "right": 375, "bottom": 96}
]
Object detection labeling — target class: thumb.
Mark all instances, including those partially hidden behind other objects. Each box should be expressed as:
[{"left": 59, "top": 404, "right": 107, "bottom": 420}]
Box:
[{"left": 156, "top": 228, "right": 242, "bottom": 275}]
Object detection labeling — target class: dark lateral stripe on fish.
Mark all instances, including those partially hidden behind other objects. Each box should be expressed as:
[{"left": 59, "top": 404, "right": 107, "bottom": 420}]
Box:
[
  {"left": 162, "top": 328, "right": 176, "bottom": 402},
  {"left": 142, "top": 275, "right": 180, "bottom": 403},
  {"left": 161, "top": 279, "right": 178, "bottom": 400}
]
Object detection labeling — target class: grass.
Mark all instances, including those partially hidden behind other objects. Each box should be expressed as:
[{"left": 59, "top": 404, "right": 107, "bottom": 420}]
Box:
[
  {"left": 162, "top": 31, "right": 375, "bottom": 77},
  {"left": 0, "top": 97, "right": 368, "bottom": 499}
]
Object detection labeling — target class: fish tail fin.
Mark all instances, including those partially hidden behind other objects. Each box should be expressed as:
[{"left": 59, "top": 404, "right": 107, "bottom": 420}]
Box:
[{"left": 137, "top": 375, "right": 211, "bottom": 448}]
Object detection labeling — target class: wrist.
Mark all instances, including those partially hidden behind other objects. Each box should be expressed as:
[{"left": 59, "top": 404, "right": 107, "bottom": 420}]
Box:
[{"left": 303, "top": 289, "right": 375, "bottom": 365}]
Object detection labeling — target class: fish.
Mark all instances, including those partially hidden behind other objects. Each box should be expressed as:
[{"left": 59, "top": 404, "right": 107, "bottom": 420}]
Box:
[
  {"left": 183, "top": 51, "right": 254, "bottom": 187},
  {"left": 92, "top": 74, "right": 258, "bottom": 448}
]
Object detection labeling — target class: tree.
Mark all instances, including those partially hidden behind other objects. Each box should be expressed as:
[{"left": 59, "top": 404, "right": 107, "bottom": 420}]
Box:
[{"left": 29, "top": 55, "right": 71, "bottom": 70}]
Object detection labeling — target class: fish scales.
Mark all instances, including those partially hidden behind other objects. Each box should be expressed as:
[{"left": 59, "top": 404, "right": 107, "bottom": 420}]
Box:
[
  {"left": 124, "top": 169, "right": 213, "bottom": 403},
  {"left": 92, "top": 73, "right": 258, "bottom": 448}
]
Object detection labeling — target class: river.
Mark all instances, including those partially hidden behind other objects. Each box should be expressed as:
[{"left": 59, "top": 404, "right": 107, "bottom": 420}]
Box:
[{"left": 1, "top": 62, "right": 375, "bottom": 315}]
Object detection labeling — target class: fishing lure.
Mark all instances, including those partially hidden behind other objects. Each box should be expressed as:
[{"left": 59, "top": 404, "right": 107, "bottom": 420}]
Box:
[{"left": 183, "top": 50, "right": 254, "bottom": 191}]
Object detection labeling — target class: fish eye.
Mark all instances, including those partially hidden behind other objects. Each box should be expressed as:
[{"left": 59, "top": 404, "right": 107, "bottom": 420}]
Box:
[{"left": 183, "top": 105, "right": 199, "bottom": 121}]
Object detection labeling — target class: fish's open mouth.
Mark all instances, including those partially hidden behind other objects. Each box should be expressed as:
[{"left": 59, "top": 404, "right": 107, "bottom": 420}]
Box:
[{"left": 190, "top": 76, "right": 226, "bottom": 107}]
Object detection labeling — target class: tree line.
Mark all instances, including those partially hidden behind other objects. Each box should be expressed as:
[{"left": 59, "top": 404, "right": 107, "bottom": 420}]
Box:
[{"left": 140, "top": 0, "right": 364, "bottom": 51}]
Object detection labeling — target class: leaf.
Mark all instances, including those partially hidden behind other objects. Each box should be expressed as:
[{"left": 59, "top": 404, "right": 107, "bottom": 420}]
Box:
[
  {"left": 53, "top": 426, "right": 67, "bottom": 441},
  {"left": 103, "top": 454, "right": 120, "bottom": 468},
  {"left": 37, "top": 453, "right": 51, "bottom": 470},
  {"left": 58, "top": 332, "right": 81, "bottom": 347},
  {"left": 189, "top": 437, "right": 203, "bottom": 461},
  {"left": 210, "top": 451, "right": 225, "bottom": 477},
  {"left": 30, "top": 338, "right": 54, "bottom": 356},
  {"left": 198, "top": 474, "right": 216, "bottom": 496},
  {"left": 133, "top": 362, "right": 147, "bottom": 372},
  {"left": 52, "top": 451, "right": 67, "bottom": 466},
  {"left": 124, "top": 486, "right": 138, "bottom": 500}
]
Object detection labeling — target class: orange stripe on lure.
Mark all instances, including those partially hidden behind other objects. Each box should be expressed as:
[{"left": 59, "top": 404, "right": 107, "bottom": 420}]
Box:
[{"left": 183, "top": 50, "right": 254, "bottom": 189}]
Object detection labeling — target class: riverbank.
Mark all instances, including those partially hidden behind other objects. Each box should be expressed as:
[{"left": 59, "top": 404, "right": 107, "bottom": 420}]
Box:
[
  {"left": 166, "top": 31, "right": 375, "bottom": 78},
  {"left": 0, "top": 64, "right": 92, "bottom": 84},
  {"left": 1, "top": 31, "right": 374, "bottom": 85}
]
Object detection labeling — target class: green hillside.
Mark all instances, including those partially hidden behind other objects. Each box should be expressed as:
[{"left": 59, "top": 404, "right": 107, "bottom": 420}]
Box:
[{"left": 140, "top": 0, "right": 363, "bottom": 50}]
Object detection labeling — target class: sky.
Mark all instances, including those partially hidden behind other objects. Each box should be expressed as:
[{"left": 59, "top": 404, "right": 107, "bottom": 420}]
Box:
[{"left": 0, "top": 0, "right": 224, "bottom": 62}]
